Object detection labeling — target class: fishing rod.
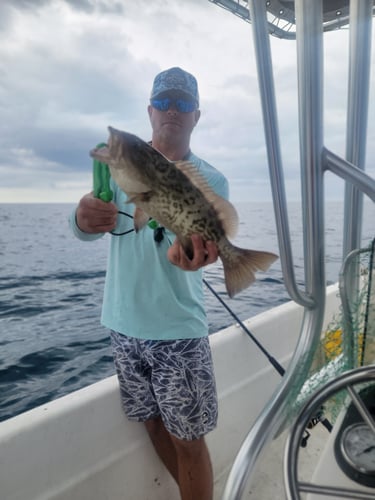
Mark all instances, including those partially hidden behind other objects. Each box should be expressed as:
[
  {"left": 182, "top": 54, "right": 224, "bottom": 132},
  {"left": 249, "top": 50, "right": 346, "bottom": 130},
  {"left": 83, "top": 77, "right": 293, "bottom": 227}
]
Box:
[
  {"left": 203, "top": 278, "right": 285, "bottom": 376},
  {"left": 204, "top": 278, "right": 333, "bottom": 442}
]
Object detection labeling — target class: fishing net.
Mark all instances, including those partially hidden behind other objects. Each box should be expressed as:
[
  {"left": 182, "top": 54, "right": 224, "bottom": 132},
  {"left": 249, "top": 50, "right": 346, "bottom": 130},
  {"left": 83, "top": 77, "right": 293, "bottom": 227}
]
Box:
[
  {"left": 288, "top": 238, "right": 375, "bottom": 423},
  {"left": 327, "top": 239, "right": 375, "bottom": 369}
]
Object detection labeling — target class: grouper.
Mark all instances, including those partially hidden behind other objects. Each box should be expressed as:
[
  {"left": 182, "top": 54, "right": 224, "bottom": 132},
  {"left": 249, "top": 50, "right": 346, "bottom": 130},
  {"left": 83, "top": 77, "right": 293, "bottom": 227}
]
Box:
[{"left": 90, "top": 126, "right": 278, "bottom": 297}]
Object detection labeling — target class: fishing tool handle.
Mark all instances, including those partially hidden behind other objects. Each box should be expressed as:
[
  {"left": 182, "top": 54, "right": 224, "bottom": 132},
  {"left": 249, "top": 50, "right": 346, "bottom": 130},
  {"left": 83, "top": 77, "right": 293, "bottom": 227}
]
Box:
[
  {"left": 92, "top": 144, "right": 159, "bottom": 233},
  {"left": 92, "top": 143, "right": 113, "bottom": 202}
]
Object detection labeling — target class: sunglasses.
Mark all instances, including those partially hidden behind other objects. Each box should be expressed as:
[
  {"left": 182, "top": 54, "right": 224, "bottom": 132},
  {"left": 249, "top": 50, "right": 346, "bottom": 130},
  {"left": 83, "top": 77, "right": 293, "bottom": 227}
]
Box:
[{"left": 150, "top": 97, "right": 197, "bottom": 113}]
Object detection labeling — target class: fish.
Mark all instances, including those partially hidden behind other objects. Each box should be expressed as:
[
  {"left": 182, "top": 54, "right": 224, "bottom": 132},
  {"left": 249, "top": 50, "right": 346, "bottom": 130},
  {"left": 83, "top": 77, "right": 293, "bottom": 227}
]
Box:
[{"left": 90, "top": 126, "right": 278, "bottom": 297}]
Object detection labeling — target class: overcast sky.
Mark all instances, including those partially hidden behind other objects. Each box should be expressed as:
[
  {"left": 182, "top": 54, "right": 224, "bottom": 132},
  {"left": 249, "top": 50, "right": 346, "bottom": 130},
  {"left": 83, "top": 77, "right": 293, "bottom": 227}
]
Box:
[{"left": 1, "top": 0, "right": 374, "bottom": 203}]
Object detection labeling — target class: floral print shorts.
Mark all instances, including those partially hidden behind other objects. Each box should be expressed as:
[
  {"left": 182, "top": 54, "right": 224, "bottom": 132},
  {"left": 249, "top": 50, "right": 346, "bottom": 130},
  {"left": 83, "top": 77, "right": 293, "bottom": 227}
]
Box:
[{"left": 110, "top": 331, "right": 218, "bottom": 440}]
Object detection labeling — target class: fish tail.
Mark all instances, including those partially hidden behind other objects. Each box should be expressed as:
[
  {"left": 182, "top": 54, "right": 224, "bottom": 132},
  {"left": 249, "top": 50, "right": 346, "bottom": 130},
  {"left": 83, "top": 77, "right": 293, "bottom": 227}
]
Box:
[{"left": 220, "top": 240, "right": 278, "bottom": 298}]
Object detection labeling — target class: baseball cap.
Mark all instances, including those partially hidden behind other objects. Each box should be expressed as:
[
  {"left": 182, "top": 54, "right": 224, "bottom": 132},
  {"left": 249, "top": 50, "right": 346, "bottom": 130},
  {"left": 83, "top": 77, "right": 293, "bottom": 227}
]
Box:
[{"left": 150, "top": 67, "right": 199, "bottom": 105}]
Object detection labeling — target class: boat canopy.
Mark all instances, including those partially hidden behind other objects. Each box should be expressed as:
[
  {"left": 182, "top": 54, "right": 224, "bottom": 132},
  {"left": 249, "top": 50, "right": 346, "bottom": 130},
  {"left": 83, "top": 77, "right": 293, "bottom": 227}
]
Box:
[{"left": 209, "top": 0, "right": 375, "bottom": 38}]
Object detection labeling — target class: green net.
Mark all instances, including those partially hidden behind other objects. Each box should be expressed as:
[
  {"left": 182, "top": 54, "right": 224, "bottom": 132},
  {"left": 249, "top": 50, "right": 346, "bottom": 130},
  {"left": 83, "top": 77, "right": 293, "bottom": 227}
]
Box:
[
  {"left": 286, "top": 238, "right": 375, "bottom": 423},
  {"left": 325, "top": 238, "right": 375, "bottom": 370}
]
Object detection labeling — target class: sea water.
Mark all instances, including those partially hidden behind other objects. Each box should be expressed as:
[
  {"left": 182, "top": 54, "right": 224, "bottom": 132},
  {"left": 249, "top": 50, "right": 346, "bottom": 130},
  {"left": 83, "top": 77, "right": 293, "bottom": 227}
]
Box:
[{"left": 0, "top": 201, "right": 374, "bottom": 422}]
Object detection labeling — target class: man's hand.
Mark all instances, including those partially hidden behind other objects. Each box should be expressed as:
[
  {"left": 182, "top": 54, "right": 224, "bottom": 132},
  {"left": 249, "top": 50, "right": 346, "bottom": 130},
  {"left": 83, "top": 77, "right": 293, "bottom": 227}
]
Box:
[
  {"left": 76, "top": 193, "right": 118, "bottom": 234},
  {"left": 167, "top": 234, "right": 218, "bottom": 271}
]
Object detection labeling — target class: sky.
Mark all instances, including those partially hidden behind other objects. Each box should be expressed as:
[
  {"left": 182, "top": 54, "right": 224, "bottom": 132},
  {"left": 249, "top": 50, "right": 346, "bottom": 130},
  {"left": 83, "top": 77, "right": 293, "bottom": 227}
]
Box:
[{"left": 0, "top": 0, "right": 374, "bottom": 203}]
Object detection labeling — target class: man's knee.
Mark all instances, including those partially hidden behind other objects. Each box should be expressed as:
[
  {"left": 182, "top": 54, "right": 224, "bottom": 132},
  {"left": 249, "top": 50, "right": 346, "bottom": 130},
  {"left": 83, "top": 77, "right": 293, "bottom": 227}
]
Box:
[
  {"left": 170, "top": 434, "right": 207, "bottom": 458},
  {"left": 145, "top": 418, "right": 209, "bottom": 459},
  {"left": 144, "top": 416, "right": 164, "bottom": 438}
]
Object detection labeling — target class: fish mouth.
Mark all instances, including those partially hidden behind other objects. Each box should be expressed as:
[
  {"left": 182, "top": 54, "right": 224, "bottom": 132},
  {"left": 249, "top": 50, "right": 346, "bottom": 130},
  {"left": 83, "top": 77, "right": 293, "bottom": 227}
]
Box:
[
  {"left": 90, "top": 145, "right": 109, "bottom": 159},
  {"left": 89, "top": 147, "right": 98, "bottom": 158}
]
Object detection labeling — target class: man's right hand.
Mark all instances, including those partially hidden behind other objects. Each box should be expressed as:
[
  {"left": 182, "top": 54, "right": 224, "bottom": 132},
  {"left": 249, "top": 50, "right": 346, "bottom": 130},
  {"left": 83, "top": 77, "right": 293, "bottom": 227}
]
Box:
[{"left": 76, "top": 193, "right": 118, "bottom": 234}]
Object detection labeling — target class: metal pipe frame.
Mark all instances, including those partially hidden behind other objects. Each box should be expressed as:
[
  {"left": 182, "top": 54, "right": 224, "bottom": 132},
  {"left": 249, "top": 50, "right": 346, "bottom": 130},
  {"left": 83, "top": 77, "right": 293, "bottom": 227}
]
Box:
[
  {"left": 343, "top": 0, "right": 374, "bottom": 258},
  {"left": 341, "top": 1, "right": 374, "bottom": 366},
  {"left": 221, "top": 0, "right": 374, "bottom": 498},
  {"left": 222, "top": 0, "right": 326, "bottom": 496},
  {"left": 236, "top": 0, "right": 315, "bottom": 309},
  {"left": 323, "top": 148, "right": 375, "bottom": 202}
]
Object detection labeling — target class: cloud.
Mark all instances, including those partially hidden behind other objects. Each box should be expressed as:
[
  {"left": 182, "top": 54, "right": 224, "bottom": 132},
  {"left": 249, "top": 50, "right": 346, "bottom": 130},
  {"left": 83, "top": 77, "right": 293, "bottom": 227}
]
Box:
[
  {"left": 0, "top": 1, "right": 156, "bottom": 185},
  {"left": 0, "top": 0, "right": 124, "bottom": 14},
  {"left": 0, "top": 0, "right": 374, "bottom": 203}
]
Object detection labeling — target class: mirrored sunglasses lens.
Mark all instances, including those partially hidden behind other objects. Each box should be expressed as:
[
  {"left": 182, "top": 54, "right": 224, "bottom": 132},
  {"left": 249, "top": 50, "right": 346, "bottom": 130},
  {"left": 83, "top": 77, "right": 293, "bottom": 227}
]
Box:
[
  {"left": 151, "top": 98, "right": 170, "bottom": 111},
  {"left": 176, "top": 99, "right": 196, "bottom": 113},
  {"left": 151, "top": 98, "right": 196, "bottom": 113}
]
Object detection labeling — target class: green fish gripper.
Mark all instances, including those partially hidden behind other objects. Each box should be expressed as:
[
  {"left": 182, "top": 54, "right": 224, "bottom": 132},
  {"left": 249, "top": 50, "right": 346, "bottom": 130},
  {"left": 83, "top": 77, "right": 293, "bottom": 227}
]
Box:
[{"left": 93, "top": 143, "right": 113, "bottom": 202}]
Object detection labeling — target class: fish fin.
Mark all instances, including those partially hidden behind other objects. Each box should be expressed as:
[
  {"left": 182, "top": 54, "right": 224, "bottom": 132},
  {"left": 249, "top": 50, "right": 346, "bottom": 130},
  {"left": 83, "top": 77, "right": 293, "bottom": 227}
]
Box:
[
  {"left": 211, "top": 196, "right": 238, "bottom": 239},
  {"left": 133, "top": 207, "right": 150, "bottom": 231},
  {"left": 125, "top": 194, "right": 137, "bottom": 204},
  {"left": 179, "top": 236, "right": 194, "bottom": 260},
  {"left": 174, "top": 160, "right": 239, "bottom": 238},
  {"left": 126, "top": 192, "right": 153, "bottom": 205},
  {"left": 219, "top": 239, "right": 278, "bottom": 297}
]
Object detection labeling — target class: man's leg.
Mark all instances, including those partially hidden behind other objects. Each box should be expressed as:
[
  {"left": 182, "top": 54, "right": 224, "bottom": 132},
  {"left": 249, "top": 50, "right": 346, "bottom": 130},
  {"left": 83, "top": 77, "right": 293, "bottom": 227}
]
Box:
[
  {"left": 144, "top": 416, "right": 178, "bottom": 482},
  {"left": 145, "top": 417, "right": 213, "bottom": 500},
  {"left": 171, "top": 432, "right": 213, "bottom": 500}
]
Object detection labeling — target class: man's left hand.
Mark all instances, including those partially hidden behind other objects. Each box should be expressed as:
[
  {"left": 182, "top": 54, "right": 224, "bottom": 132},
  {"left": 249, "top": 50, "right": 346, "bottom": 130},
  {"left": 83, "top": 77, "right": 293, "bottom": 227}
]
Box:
[{"left": 167, "top": 234, "right": 218, "bottom": 271}]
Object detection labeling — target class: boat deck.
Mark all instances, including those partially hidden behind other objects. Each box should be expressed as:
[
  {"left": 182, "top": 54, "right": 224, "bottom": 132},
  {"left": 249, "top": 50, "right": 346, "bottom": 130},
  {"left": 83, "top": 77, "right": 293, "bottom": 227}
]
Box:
[{"left": 214, "top": 424, "right": 327, "bottom": 499}]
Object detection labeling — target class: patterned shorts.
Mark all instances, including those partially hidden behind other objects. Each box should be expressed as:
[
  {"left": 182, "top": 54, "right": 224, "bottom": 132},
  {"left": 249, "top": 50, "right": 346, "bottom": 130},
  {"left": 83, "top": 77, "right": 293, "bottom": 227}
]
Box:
[{"left": 110, "top": 331, "right": 218, "bottom": 441}]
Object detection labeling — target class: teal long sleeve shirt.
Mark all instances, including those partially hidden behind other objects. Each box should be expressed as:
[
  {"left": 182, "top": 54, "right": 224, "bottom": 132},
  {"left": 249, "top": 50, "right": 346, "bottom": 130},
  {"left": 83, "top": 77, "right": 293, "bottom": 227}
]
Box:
[{"left": 70, "top": 151, "right": 229, "bottom": 340}]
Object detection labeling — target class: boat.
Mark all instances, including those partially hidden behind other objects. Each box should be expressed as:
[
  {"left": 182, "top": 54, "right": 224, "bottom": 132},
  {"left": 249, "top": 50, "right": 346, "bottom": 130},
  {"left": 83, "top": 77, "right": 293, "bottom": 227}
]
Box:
[{"left": 1, "top": 1, "right": 374, "bottom": 499}]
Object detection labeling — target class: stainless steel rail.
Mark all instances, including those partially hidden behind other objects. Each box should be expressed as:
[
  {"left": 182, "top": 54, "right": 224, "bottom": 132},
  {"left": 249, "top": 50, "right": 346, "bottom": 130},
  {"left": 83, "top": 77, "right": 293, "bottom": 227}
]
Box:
[
  {"left": 343, "top": 0, "right": 374, "bottom": 258},
  {"left": 324, "top": 149, "right": 375, "bottom": 203},
  {"left": 221, "top": 1, "right": 375, "bottom": 498}
]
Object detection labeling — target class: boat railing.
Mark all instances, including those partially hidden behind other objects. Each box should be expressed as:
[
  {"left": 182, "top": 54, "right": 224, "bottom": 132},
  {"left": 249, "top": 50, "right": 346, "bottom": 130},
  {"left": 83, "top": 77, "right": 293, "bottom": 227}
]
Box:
[
  {"left": 219, "top": 1, "right": 375, "bottom": 498},
  {"left": 284, "top": 239, "right": 375, "bottom": 496}
]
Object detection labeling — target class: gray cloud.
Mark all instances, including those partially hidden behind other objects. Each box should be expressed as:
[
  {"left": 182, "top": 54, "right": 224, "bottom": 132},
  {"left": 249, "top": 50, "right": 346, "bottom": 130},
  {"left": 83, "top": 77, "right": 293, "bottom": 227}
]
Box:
[
  {"left": 0, "top": 0, "right": 374, "bottom": 203},
  {"left": 0, "top": 1, "right": 160, "bottom": 188},
  {"left": 0, "top": 0, "right": 124, "bottom": 13}
]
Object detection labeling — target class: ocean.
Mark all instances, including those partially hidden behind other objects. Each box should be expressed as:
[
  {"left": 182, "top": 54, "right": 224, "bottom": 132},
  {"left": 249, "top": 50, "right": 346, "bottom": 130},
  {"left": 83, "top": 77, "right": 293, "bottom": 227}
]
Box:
[{"left": 0, "top": 201, "right": 374, "bottom": 422}]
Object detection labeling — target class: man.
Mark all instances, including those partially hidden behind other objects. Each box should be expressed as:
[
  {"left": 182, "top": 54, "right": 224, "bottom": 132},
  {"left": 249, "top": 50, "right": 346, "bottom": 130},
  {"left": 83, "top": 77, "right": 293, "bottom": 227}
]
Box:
[{"left": 70, "top": 67, "right": 229, "bottom": 500}]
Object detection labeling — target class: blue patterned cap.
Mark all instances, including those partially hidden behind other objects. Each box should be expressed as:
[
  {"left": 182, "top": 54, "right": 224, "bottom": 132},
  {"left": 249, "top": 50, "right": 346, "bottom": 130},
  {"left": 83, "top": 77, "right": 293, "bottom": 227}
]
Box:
[{"left": 150, "top": 67, "right": 199, "bottom": 105}]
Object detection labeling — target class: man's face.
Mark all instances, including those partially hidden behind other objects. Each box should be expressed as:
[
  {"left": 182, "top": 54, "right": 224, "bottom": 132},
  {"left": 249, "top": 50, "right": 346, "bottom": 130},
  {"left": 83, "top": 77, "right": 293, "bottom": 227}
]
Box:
[{"left": 148, "top": 90, "right": 200, "bottom": 143}]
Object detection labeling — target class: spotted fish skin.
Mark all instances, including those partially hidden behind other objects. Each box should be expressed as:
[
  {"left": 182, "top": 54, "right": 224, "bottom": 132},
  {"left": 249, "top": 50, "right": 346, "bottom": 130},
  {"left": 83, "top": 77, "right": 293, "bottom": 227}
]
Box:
[{"left": 90, "top": 126, "right": 278, "bottom": 297}]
